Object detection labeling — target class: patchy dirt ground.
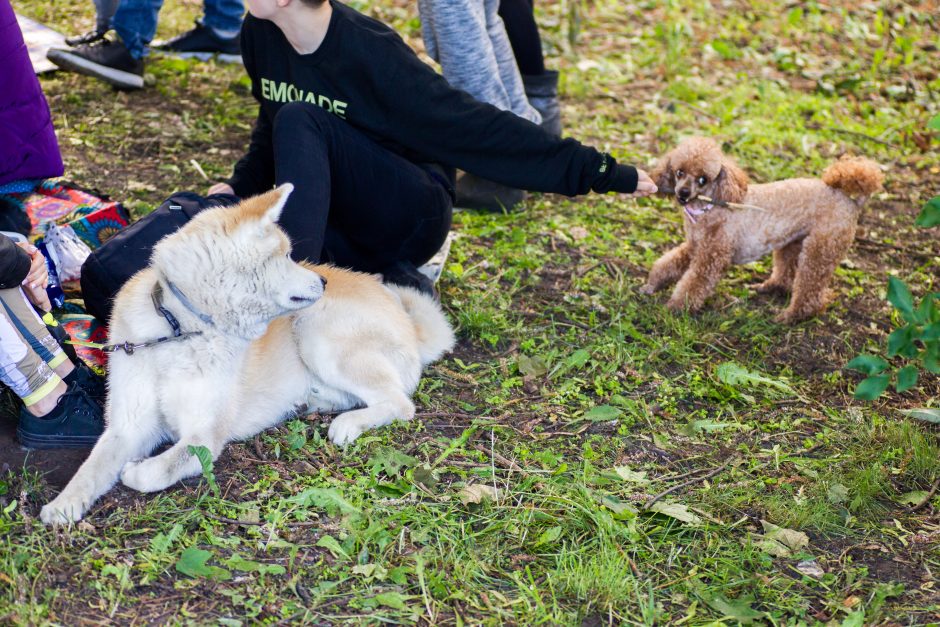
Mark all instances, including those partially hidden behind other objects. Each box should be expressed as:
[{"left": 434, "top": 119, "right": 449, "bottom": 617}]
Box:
[{"left": 2, "top": 0, "right": 939, "bottom": 624}]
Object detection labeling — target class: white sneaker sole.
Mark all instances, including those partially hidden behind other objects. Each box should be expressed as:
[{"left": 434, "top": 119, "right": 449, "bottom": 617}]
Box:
[
  {"left": 47, "top": 48, "right": 143, "bottom": 90},
  {"left": 418, "top": 233, "right": 455, "bottom": 284}
]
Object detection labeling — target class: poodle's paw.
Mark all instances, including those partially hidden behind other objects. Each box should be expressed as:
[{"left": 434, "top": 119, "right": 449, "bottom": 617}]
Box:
[
  {"left": 665, "top": 297, "right": 684, "bottom": 312},
  {"left": 754, "top": 280, "right": 789, "bottom": 295},
  {"left": 328, "top": 415, "right": 365, "bottom": 446},
  {"left": 639, "top": 283, "right": 657, "bottom": 295},
  {"left": 666, "top": 296, "right": 699, "bottom": 313},
  {"left": 774, "top": 308, "right": 815, "bottom": 324},
  {"left": 41, "top": 494, "right": 90, "bottom": 525}
]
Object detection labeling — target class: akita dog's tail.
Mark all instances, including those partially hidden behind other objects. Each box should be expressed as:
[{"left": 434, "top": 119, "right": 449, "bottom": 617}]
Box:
[{"left": 386, "top": 286, "right": 455, "bottom": 366}]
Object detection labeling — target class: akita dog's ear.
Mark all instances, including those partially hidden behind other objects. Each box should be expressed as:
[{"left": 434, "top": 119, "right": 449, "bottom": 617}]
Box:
[{"left": 260, "top": 183, "right": 294, "bottom": 225}]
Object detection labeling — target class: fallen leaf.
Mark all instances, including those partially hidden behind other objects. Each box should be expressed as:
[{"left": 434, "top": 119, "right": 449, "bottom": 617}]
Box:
[
  {"left": 827, "top": 483, "right": 849, "bottom": 504},
  {"left": 127, "top": 180, "right": 157, "bottom": 192},
  {"left": 77, "top": 520, "right": 96, "bottom": 534},
  {"left": 613, "top": 466, "right": 649, "bottom": 484},
  {"left": 795, "top": 559, "right": 825, "bottom": 579},
  {"left": 897, "top": 490, "right": 928, "bottom": 506},
  {"left": 569, "top": 226, "right": 589, "bottom": 240},
  {"left": 760, "top": 520, "right": 809, "bottom": 552},
  {"left": 458, "top": 484, "right": 498, "bottom": 505},
  {"left": 647, "top": 501, "right": 701, "bottom": 525}
]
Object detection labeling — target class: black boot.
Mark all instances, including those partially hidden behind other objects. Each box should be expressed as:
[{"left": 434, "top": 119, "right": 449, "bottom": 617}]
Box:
[
  {"left": 522, "top": 70, "right": 562, "bottom": 137},
  {"left": 455, "top": 173, "right": 526, "bottom": 213}
]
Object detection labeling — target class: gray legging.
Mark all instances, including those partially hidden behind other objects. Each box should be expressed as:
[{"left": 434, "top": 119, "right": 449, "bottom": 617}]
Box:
[{"left": 417, "top": 0, "right": 541, "bottom": 125}]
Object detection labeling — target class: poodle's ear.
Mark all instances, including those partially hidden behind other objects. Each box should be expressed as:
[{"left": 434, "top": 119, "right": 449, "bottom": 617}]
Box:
[
  {"left": 649, "top": 152, "right": 674, "bottom": 192},
  {"left": 714, "top": 156, "right": 748, "bottom": 203}
]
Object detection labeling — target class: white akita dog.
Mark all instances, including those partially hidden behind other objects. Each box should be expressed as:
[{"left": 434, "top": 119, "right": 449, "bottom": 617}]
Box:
[{"left": 42, "top": 184, "right": 454, "bottom": 524}]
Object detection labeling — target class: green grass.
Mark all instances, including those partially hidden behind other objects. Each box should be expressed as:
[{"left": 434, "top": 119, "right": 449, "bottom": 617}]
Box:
[{"left": 1, "top": 0, "right": 939, "bottom": 624}]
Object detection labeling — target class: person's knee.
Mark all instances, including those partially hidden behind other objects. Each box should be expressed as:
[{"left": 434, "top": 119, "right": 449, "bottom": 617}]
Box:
[{"left": 273, "top": 101, "right": 331, "bottom": 135}]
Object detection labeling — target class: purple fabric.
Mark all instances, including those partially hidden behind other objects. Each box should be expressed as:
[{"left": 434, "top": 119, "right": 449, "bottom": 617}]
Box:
[{"left": 0, "top": 0, "right": 64, "bottom": 186}]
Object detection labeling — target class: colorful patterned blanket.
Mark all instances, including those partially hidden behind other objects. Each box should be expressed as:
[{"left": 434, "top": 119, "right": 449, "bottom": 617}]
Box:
[{"left": 0, "top": 179, "right": 129, "bottom": 369}]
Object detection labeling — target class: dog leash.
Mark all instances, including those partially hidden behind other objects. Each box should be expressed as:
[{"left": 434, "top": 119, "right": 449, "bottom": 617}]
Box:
[{"left": 65, "top": 282, "right": 204, "bottom": 355}]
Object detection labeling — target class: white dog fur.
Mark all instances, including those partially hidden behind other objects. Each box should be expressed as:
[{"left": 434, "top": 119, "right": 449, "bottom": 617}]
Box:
[{"left": 41, "top": 184, "right": 454, "bottom": 524}]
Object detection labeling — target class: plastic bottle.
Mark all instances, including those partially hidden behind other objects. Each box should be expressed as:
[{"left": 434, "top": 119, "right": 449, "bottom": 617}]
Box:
[{"left": 35, "top": 239, "right": 66, "bottom": 309}]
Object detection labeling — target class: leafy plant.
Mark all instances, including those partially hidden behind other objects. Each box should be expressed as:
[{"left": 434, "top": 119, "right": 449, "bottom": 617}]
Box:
[
  {"left": 188, "top": 444, "right": 220, "bottom": 498},
  {"left": 917, "top": 116, "right": 940, "bottom": 226},
  {"left": 847, "top": 277, "right": 939, "bottom": 399},
  {"left": 846, "top": 116, "right": 939, "bottom": 401}
]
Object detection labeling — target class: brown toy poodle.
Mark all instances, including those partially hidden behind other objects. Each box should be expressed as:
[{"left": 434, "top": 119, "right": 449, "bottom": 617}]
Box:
[{"left": 640, "top": 137, "right": 884, "bottom": 323}]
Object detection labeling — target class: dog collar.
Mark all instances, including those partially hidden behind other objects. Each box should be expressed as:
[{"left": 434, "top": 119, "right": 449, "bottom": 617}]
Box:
[
  {"left": 164, "top": 280, "right": 214, "bottom": 326},
  {"left": 64, "top": 284, "right": 206, "bottom": 355}
]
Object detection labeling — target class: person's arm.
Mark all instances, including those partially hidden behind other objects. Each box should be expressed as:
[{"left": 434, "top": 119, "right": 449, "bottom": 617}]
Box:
[
  {"left": 218, "top": 26, "right": 275, "bottom": 198},
  {"left": 0, "top": 235, "right": 32, "bottom": 289},
  {"left": 381, "top": 43, "right": 644, "bottom": 197}
]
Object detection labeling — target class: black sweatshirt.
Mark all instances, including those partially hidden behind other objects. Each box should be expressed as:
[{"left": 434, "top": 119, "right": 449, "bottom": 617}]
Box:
[
  {"left": 0, "top": 234, "right": 31, "bottom": 289},
  {"left": 227, "top": 1, "right": 638, "bottom": 199}
]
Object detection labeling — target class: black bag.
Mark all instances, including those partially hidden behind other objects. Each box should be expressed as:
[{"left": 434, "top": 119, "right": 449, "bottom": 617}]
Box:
[{"left": 81, "top": 192, "right": 239, "bottom": 323}]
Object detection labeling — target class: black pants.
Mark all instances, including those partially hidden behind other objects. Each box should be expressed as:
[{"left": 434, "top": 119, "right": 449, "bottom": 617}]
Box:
[
  {"left": 498, "top": 0, "right": 545, "bottom": 77},
  {"left": 271, "top": 102, "right": 453, "bottom": 274}
]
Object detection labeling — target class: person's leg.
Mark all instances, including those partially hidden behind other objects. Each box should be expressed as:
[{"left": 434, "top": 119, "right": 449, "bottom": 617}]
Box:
[
  {"left": 0, "top": 288, "right": 71, "bottom": 379},
  {"left": 497, "top": 0, "right": 544, "bottom": 76},
  {"left": 0, "top": 299, "right": 65, "bottom": 417},
  {"left": 497, "top": 0, "right": 562, "bottom": 136},
  {"left": 0, "top": 287, "right": 104, "bottom": 448},
  {"left": 153, "top": 0, "right": 242, "bottom": 60},
  {"left": 201, "top": 0, "right": 244, "bottom": 39},
  {"left": 111, "top": 0, "right": 165, "bottom": 58},
  {"left": 418, "top": 0, "right": 538, "bottom": 124},
  {"left": 270, "top": 102, "right": 452, "bottom": 292},
  {"left": 483, "top": 0, "right": 538, "bottom": 124},
  {"left": 48, "top": 0, "right": 153, "bottom": 89},
  {"left": 96, "top": 0, "right": 121, "bottom": 32},
  {"left": 65, "top": 0, "right": 121, "bottom": 45}
]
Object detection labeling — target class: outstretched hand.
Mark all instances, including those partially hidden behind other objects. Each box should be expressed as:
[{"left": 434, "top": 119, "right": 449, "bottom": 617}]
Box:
[{"left": 625, "top": 169, "right": 657, "bottom": 199}]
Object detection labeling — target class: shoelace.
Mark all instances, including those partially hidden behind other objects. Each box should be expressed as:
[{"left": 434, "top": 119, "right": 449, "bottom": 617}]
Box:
[{"left": 63, "top": 389, "right": 104, "bottom": 422}]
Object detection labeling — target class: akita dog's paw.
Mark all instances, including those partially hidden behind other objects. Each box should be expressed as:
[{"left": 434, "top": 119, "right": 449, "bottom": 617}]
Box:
[
  {"left": 328, "top": 416, "right": 364, "bottom": 446},
  {"left": 41, "top": 495, "right": 89, "bottom": 525},
  {"left": 120, "top": 459, "right": 162, "bottom": 493}
]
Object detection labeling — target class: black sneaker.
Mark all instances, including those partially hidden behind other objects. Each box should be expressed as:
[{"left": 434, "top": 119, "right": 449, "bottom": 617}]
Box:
[
  {"left": 65, "top": 28, "right": 109, "bottom": 47},
  {"left": 381, "top": 261, "right": 438, "bottom": 300},
  {"left": 17, "top": 384, "right": 105, "bottom": 449},
  {"left": 47, "top": 37, "right": 144, "bottom": 90},
  {"left": 153, "top": 21, "right": 241, "bottom": 63},
  {"left": 64, "top": 363, "right": 107, "bottom": 403}
]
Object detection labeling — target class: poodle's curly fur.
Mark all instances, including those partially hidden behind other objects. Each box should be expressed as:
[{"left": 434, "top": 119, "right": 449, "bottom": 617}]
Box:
[{"left": 641, "top": 137, "right": 884, "bottom": 323}]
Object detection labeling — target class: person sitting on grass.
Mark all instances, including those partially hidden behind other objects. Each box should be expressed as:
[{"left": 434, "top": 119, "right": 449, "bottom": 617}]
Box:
[
  {"left": 207, "top": 0, "right": 657, "bottom": 297},
  {"left": 1, "top": 0, "right": 104, "bottom": 449},
  {"left": 0, "top": 235, "right": 105, "bottom": 449}
]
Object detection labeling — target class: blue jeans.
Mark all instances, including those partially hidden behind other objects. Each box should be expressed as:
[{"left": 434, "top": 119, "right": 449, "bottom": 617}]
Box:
[{"left": 112, "top": 0, "right": 244, "bottom": 58}]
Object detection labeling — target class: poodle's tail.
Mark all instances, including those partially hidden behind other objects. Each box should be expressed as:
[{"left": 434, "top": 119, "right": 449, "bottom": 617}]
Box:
[
  {"left": 822, "top": 156, "right": 884, "bottom": 204},
  {"left": 385, "top": 285, "right": 455, "bottom": 367}
]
